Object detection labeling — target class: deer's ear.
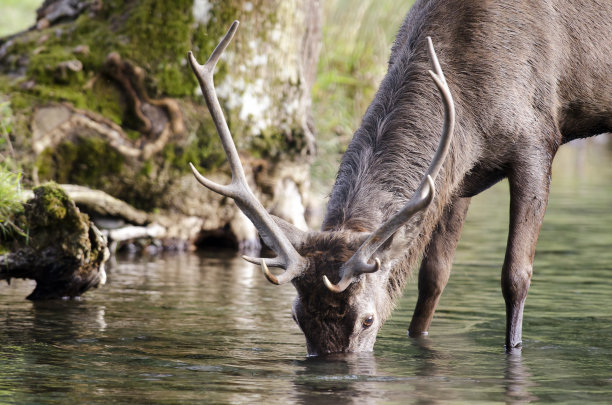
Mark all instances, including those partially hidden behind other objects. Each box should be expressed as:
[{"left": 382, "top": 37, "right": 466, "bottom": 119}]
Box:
[
  {"left": 359, "top": 227, "right": 412, "bottom": 271},
  {"left": 271, "top": 215, "right": 309, "bottom": 249}
]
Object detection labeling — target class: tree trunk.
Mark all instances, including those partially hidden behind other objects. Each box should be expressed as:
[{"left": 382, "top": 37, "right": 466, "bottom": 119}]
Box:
[{"left": 0, "top": 0, "right": 321, "bottom": 249}]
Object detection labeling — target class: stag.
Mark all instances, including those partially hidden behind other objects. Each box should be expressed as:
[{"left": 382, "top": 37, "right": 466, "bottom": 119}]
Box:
[{"left": 189, "top": 0, "right": 612, "bottom": 356}]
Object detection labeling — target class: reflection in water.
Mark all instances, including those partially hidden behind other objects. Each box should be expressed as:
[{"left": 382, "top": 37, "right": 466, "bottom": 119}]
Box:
[
  {"left": 1, "top": 243, "right": 610, "bottom": 403},
  {"left": 31, "top": 300, "right": 108, "bottom": 336},
  {"left": 0, "top": 144, "right": 610, "bottom": 403},
  {"left": 504, "top": 353, "right": 538, "bottom": 404},
  {"left": 0, "top": 299, "right": 110, "bottom": 400},
  {"left": 293, "top": 352, "right": 381, "bottom": 405}
]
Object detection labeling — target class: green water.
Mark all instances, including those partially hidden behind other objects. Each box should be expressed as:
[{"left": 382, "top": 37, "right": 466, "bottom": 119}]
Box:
[{"left": 1, "top": 143, "right": 611, "bottom": 404}]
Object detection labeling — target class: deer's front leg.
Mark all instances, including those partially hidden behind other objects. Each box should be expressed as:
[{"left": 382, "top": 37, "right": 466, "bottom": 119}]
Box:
[
  {"left": 409, "top": 197, "right": 471, "bottom": 336},
  {"left": 503, "top": 162, "right": 552, "bottom": 351}
]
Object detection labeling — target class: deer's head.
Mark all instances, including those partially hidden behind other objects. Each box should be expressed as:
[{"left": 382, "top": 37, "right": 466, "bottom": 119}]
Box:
[{"left": 188, "top": 21, "right": 454, "bottom": 356}]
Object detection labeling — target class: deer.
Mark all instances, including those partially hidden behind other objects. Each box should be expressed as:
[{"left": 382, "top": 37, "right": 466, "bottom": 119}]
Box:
[{"left": 187, "top": 0, "right": 612, "bottom": 356}]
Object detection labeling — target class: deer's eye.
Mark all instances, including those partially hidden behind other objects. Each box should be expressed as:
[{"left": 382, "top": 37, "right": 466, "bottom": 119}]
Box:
[{"left": 362, "top": 315, "right": 374, "bottom": 328}]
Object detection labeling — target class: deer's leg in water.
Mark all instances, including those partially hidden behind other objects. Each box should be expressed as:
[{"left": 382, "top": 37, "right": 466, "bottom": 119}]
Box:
[
  {"left": 502, "top": 159, "right": 553, "bottom": 351},
  {"left": 408, "top": 197, "right": 471, "bottom": 336}
]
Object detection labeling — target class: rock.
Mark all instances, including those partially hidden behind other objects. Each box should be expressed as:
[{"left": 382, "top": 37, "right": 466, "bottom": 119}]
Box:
[{"left": 0, "top": 183, "right": 109, "bottom": 300}]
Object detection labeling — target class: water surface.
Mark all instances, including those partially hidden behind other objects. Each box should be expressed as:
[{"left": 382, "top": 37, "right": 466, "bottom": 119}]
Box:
[{"left": 1, "top": 144, "right": 611, "bottom": 403}]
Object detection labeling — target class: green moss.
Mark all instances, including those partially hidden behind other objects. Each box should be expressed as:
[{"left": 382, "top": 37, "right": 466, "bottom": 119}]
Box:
[
  {"left": 34, "top": 136, "right": 172, "bottom": 212},
  {"left": 99, "top": 0, "right": 200, "bottom": 97},
  {"left": 88, "top": 78, "right": 125, "bottom": 125},
  {"left": 1, "top": 0, "right": 269, "bottom": 133},
  {"left": 23, "top": 182, "right": 90, "bottom": 254},
  {"left": 3, "top": 87, "right": 34, "bottom": 112},
  {"left": 163, "top": 121, "right": 227, "bottom": 174},
  {"left": 2, "top": 0, "right": 248, "bottom": 138},
  {"left": 30, "top": 83, "right": 88, "bottom": 106},
  {"left": 1, "top": 1, "right": 208, "bottom": 130},
  {"left": 36, "top": 137, "right": 124, "bottom": 189},
  {"left": 140, "top": 159, "right": 154, "bottom": 177},
  {"left": 27, "top": 47, "right": 84, "bottom": 86},
  {"left": 249, "top": 128, "right": 308, "bottom": 161},
  {"left": 30, "top": 182, "right": 70, "bottom": 225}
]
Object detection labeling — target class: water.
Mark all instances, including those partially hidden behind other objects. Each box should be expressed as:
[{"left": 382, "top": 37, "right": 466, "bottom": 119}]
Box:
[{"left": 1, "top": 143, "right": 611, "bottom": 404}]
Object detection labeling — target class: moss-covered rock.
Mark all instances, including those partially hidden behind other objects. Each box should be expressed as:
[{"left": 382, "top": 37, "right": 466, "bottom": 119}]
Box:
[
  {"left": 36, "top": 137, "right": 124, "bottom": 188},
  {"left": 0, "top": 182, "right": 109, "bottom": 300}
]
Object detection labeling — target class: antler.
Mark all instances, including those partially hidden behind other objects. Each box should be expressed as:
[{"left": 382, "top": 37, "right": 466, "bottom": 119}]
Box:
[
  {"left": 324, "top": 37, "right": 456, "bottom": 293},
  {"left": 188, "top": 21, "right": 308, "bottom": 285}
]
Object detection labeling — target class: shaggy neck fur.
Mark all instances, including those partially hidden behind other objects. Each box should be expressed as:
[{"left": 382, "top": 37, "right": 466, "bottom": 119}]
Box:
[{"left": 321, "top": 20, "right": 476, "bottom": 309}]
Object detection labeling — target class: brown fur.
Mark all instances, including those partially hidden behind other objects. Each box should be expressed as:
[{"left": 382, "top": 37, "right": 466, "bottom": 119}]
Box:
[{"left": 285, "top": 0, "right": 611, "bottom": 355}]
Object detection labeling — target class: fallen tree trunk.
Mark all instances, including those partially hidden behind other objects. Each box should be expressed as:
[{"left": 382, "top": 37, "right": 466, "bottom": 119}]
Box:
[{"left": 53, "top": 184, "right": 202, "bottom": 252}]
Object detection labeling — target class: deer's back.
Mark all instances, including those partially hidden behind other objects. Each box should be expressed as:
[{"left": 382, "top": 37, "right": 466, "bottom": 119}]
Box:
[
  {"left": 395, "top": 0, "right": 612, "bottom": 144},
  {"left": 325, "top": 0, "right": 611, "bottom": 228}
]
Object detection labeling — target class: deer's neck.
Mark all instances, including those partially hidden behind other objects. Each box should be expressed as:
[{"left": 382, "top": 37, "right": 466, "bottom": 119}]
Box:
[{"left": 324, "top": 59, "right": 471, "bottom": 301}]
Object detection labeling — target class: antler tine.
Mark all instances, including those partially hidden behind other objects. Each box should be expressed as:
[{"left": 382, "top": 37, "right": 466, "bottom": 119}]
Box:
[
  {"left": 324, "top": 36, "right": 455, "bottom": 293},
  {"left": 424, "top": 36, "right": 455, "bottom": 181},
  {"left": 188, "top": 21, "right": 247, "bottom": 191},
  {"left": 427, "top": 36, "right": 446, "bottom": 86},
  {"left": 207, "top": 20, "right": 240, "bottom": 70},
  {"left": 323, "top": 257, "right": 382, "bottom": 293},
  {"left": 323, "top": 176, "right": 434, "bottom": 293},
  {"left": 188, "top": 21, "right": 308, "bottom": 285}
]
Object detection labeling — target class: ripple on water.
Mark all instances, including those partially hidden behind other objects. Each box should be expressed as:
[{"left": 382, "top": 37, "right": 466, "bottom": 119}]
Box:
[{"left": 1, "top": 146, "right": 611, "bottom": 403}]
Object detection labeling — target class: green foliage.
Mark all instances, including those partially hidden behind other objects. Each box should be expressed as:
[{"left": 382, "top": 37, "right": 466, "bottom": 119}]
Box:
[
  {"left": 0, "top": 167, "right": 22, "bottom": 220},
  {"left": 0, "top": 101, "right": 13, "bottom": 136},
  {"left": 311, "top": 0, "right": 415, "bottom": 190},
  {"left": 0, "top": 166, "right": 25, "bottom": 245},
  {"left": 315, "top": 0, "right": 415, "bottom": 133},
  {"left": 163, "top": 125, "right": 227, "bottom": 176},
  {"left": 0, "top": 101, "right": 13, "bottom": 157},
  {"left": 36, "top": 137, "right": 124, "bottom": 190}
]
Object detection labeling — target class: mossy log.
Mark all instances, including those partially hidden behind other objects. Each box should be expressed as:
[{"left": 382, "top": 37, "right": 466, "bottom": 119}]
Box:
[
  {"left": 45, "top": 184, "right": 204, "bottom": 253},
  {"left": 0, "top": 0, "right": 321, "bottom": 250},
  {"left": 0, "top": 183, "right": 109, "bottom": 300}
]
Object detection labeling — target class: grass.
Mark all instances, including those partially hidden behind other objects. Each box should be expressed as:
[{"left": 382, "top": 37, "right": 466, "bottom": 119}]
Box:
[
  {"left": 0, "top": 101, "right": 14, "bottom": 158},
  {"left": 0, "top": 98, "right": 24, "bottom": 243},
  {"left": 0, "top": 165, "right": 25, "bottom": 242},
  {"left": 311, "top": 0, "right": 415, "bottom": 194}
]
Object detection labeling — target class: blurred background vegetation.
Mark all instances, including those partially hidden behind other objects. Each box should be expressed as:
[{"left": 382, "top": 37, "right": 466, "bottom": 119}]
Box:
[
  {"left": 311, "top": 1, "right": 414, "bottom": 192},
  {"left": 0, "top": 0, "right": 608, "bottom": 197},
  {"left": 0, "top": 0, "right": 415, "bottom": 196}
]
